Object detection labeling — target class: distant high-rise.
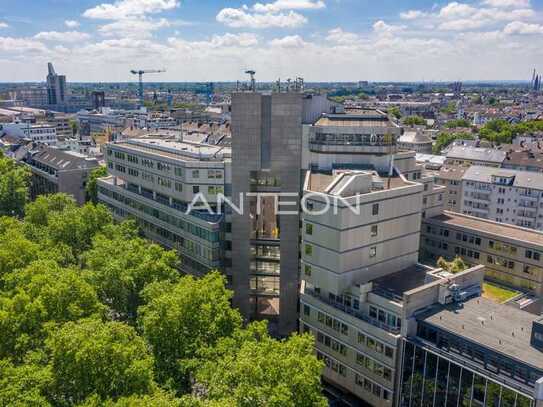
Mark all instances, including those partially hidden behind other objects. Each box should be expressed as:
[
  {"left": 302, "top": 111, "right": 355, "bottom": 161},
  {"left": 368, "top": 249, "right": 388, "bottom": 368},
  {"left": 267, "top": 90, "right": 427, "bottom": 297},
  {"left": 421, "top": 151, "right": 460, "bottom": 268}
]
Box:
[{"left": 46, "top": 63, "right": 67, "bottom": 105}]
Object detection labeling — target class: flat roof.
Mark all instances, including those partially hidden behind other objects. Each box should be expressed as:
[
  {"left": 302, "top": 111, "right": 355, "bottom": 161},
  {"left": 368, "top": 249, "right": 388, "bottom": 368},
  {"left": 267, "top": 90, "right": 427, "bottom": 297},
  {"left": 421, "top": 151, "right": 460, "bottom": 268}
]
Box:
[
  {"left": 114, "top": 138, "right": 231, "bottom": 162},
  {"left": 426, "top": 211, "right": 543, "bottom": 247},
  {"left": 315, "top": 116, "right": 392, "bottom": 127},
  {"left": 419, "top": 296, "right": 543, "bottom": 370},
  {"left": 372, "top": 264, "right": 437, "bottom": 300},
  {"left": 446, "top": 146, "right": 506, "bottom": 163},
  {"left": 463, "top": 165, "right": 543, "bottom": 190},
  {"left": 306, "top": 170, "right": 407, "bottom": 194}
]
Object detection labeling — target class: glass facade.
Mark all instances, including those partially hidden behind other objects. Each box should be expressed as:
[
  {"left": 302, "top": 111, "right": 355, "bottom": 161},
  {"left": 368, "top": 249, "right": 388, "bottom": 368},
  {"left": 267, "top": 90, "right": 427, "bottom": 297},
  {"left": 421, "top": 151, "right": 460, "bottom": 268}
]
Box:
[{"left": 400, "top": 341, "right": 535, "bottom": 407}]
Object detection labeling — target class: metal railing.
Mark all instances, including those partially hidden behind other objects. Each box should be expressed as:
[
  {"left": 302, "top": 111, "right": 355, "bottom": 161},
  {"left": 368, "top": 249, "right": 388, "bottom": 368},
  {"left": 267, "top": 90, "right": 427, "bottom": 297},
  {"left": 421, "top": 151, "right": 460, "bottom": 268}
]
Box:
[{"left": 304, "top": 288, "right": 401, "bottom": 334}]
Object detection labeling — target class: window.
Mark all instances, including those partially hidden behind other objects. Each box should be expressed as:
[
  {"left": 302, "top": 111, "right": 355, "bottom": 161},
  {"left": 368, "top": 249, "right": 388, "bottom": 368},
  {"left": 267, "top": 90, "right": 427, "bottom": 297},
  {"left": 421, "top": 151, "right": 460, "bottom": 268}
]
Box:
[
  {"left": 193, "top": 186, "right": 200, "bottom": 194},
  {"left": 303, "top": 305, "right": 310, "bottom": 316},
  {"left": 174, "top": 167, "right": 183, "bottom": 177},
  {"left": 370, "top": 246, "right": 377, "bottom": 258},
  {"left": 192, "top": 170, "right": 200, "bottom": 178},
  {"left": 175, "top": 182, "right": 183, "bottom": 192},
  {"left": 304, "top": 264, "right": 312, "bottom": 276},
  {"left": 306, "top": 223, "right": 313, "bottom": 235},
  {"left": 371, "top": 225, "right": 378, "bottom": 237},
  {"left": 372, "top": 203, "right": 379, "bottom": 215},
  {"left": 305, "top": 244, "right": 313, "bottom": 256}
]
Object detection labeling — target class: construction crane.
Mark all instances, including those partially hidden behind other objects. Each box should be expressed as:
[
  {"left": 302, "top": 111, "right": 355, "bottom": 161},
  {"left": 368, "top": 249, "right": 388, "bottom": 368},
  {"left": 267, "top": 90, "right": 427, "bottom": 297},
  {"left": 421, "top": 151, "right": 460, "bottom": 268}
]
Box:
[{"left": 130, "top": 69, "right": 165, "bottom": 107}]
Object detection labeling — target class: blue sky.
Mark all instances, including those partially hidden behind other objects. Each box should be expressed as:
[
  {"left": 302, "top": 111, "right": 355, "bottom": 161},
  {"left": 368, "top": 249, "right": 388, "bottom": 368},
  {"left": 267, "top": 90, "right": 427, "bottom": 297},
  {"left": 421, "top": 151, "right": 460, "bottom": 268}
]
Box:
[{"left": 1, "top": 0, "right": 542, "bottom": 82}]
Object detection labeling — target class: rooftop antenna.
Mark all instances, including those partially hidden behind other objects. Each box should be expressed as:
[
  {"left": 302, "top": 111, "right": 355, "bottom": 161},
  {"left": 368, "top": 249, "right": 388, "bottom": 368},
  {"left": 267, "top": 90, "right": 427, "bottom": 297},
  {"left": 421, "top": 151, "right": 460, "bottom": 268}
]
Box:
[
  {"left": 245, "top": 70, "right": 256, "bottom": 92},
  {"left": 286, "top": 78, "right": 292, "bottom": 92},
  {"left": 276, "top": 78, "right": 282, "bottom": 93}
]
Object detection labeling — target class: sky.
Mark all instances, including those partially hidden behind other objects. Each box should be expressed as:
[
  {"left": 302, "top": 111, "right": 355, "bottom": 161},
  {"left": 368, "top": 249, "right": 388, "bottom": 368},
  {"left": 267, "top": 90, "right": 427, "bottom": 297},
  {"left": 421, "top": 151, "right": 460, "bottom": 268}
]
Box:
[{"left": 0, "top": 0, "right": 542, "bottom": 82}]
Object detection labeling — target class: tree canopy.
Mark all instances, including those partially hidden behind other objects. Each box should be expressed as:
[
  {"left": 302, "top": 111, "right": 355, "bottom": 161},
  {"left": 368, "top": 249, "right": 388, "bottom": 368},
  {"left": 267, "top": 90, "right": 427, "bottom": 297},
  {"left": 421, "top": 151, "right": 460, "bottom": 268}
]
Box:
[
  {"left": 403, "top": 116, "right": 427, "bottom": 126},
  {"left": 86, "top": 166, "right": 108, "bottom": 204},
  {"left": 0, "top": 151, "right": 30, "bottom": 218},
  {"left": 437, "top": 256, "right": 469, "bottom": 274},
  {"left": 0, "top": 155, "right": 325, "bottom": 405}
]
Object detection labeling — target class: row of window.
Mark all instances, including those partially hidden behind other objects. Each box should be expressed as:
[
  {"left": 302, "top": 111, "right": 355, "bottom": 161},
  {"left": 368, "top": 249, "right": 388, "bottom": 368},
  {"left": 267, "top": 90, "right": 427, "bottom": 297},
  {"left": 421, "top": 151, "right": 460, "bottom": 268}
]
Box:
[
  {"left": 317, "top": 331, "right": 347, "bottom": 356},
  {"left": 417, "top": 324, "right": 543, "bottom": 385},
  {"left": 304, "top": 243, "right": 377, "bottom": 258},
  {"left": 316, "top": 310, "right": 349, "bottom": 336},
  {"left": 97, "top": 186, "right": 220, "bottom": 243},
  {"left": 355, "top": 373, "right": 392, "bottom": 402},
  {"left": 108, "top": 149, "right": 224, "bottom": 180},
  {"left": 355, "top": 352, "right": 393, "bottom": 382},
  {"left": 357, "top": 332, "right": 394, "bottom": 360}
]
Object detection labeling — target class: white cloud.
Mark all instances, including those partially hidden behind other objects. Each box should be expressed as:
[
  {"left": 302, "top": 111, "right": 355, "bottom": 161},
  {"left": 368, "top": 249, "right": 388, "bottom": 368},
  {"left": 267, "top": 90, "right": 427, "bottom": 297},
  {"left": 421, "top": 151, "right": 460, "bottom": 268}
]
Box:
[
  {"left": 208, "top": 33, "right": 259, "bottom": 47},
  {"left": 0, "top": 22, "right": 8, "bottom": 29},
  {"left": 83, "top": 0, "right": 179, "bottom": 20},
  {"left": 0, "top": 37, "right": 48, "bottom": 53},
  {"left": 269, "top": 34, "right": 307, "bottom": 48},
  {"left": 373, "top": 20, "right": 405, "bottom": 34},
  {"left": 98, "top": 18, "right": 170, "bottom": 38},
  {"left": 65, "top": 20, "right": 80, "bottom": 28},
  {"left": 400, "top": 10, "right": 428, "bottom": 20},
  {"left": 504, "top": 21, "right": 543, "bottom": 34},
  {"left": 34, "top": 31, "right": 91, "bottom": 42},
  {"left": 326, "top": 27, "right": 360, "bottom": 44},
  {"left": 439, "top": 2, "right": 477, "bottom": 19},
  {"left": 216, "top": 8, "right": 307, "bottom": 28},
  {"left": 253, "top": 0, "right": 325, "bottom": 13},
  {"left": 482, "top": 0, "right": 530, "bottom": 8}
]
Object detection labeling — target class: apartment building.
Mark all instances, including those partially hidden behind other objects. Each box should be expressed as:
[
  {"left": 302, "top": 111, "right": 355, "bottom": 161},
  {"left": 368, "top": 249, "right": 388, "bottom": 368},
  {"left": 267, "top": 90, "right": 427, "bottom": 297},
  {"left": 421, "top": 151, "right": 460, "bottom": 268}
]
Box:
[
  {"left": 24, "top": 145, "right": 99, "bottom": 204},
  {"left": 461, "top": 166, "right": 543, "bottom": 230},
  {"left": 97, "top": 138, "right": 231, "bottom": 277},
  {"left": 434, "top": 165, "right": 467, "bottom": 212},
  {"left": 421, "top": 211, "right": 543, "bottom": 295}
]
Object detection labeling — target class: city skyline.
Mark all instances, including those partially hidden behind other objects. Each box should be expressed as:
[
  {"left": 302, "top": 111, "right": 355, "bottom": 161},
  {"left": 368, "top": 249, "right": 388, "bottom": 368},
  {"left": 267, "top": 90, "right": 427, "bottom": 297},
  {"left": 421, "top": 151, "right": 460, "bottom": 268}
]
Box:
[{"left": 1, "top": 0, "right": 543, "bottom": 83}]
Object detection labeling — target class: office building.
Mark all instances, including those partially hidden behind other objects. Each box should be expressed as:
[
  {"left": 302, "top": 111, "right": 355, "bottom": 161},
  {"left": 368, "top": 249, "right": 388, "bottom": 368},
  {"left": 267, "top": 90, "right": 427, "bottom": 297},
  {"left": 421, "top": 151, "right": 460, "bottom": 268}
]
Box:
[
  {"left": 230, "top": 91, "right": 303, "bottom": 335},
  {"left": 445, "top": 146, "right": 506, "bottom": 168},
  {"left": 461, "top": 166, "right": 543, "bottom": 230},
  {"left": 23, "top": 145, "right": 99, "bottom": 205},
  {"left": 46, "top": 63, "right": 67, "bottom": 106},
  {"left": 97, "top": 138, "right": 230, "bottom": 277},
  {"left": 1, "top": 122, "right": 57, "bottom": 145},
  {"left": 421, "top": 211, "right": 543, "bottom": 295},
  {"left": 298, "top": 108, "right": 451, "bottom": 405},
  {"left": 400, "top": 297, "right": 543, "bottom": 407}
]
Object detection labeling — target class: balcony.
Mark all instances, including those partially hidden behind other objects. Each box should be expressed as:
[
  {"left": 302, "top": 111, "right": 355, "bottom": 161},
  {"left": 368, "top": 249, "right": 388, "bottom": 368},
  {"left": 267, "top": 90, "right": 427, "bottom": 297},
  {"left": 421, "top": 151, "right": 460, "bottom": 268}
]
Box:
[{"left": 303, "top": 287, "right": 401, "bottom": 335}]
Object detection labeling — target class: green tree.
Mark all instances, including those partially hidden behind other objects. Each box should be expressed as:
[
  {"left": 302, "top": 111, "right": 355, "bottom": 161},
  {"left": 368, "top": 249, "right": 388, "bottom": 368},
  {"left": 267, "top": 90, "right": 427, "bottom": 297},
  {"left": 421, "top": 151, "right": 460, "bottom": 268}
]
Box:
[
  {"left": 0, "top": 359, "right": 52, "bottom": 406},
  {"left": 79, "top": 391, "right": 185, "bottom": 407},
  {"left": 45, "top": 318, "right": 155, "bottom": 405},
  {"left": 403, "top": 116, "right": 426, "bottom": 126},
  {"left": 388, "top": 106, "right": 401, "bottom": 120},
  {"left": 440, "top": 101, "right": 457, "bottom": 114},
  {"left": 24, "top": 194, "right": 76, "bottom": 227},
  {"left": 0, "top": 151, "right": 30, "bottom": 218},
  {"left": 192, "top": 322, "right": 327, "bottom": 407},
  {"left": 82, "top": 221, "right": 179, "bottom": 322},
  {"left": 0, "top": 260, "right": 105, "bottom": 360},
  {"left": 139, "top": 273, "right": 242, "bottom": 391},
  {"left": 444, "top": 119, "right": 471, "bottom": 129},
  {"left": 86, "top": 166, "right": 108, "bottom": 204},
  {"left": 25, "top": 195, "right": 112, "bottom": 258},
  {"left": 0, "top": 217, "right": 40, "bottom": 283},
  {"left": 437, "top": 256, "right": 468, "bottom": 274},
  {"left": 69, "top": 119, "right": 79, "bottom": 136}
]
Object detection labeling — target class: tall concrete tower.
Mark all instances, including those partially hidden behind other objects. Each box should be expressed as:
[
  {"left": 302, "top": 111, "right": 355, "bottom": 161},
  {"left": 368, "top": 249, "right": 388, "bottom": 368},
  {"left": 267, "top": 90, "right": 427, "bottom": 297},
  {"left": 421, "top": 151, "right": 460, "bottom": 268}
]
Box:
[
  {"left": 46, "top": 63, "right": 67, "bottom": 105},
  {"left": 231, "top": 91, "right": 303, "bottom": 336}
]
